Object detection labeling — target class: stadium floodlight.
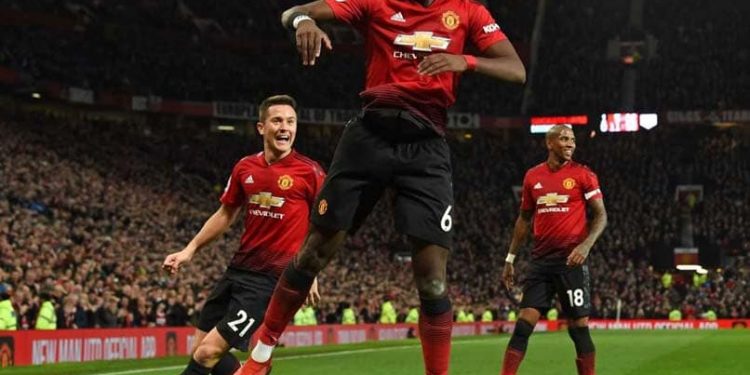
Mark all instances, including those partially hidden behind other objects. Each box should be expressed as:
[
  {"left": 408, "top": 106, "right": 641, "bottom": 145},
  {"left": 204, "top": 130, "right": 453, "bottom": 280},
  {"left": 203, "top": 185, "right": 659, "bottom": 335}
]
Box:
[
  {"left": 32, "top": 92, "right": 41, "bottom": 99},
  {"left": 676, "top": 265, "right": 702, "bottom": 271}
]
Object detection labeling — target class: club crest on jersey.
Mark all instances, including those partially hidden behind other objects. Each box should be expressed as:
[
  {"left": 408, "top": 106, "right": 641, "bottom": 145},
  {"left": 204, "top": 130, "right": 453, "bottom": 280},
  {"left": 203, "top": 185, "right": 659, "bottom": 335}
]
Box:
[
  {"left": 249, "top": 192, "right": 285, "bottom": 209},
  {"left": 563, "top": 178, "right": 576, "bottom": 190},
  {"left": 394, "top": 32, "right": 450, "bottom": 52},
  {"left": 278, "top": 175, "right": 294, "bottom": 190},
  {"left": 442, "top": 11, "right": 460, "bottom": 30},
  {"left": 537, "top": 192, "right": 569, "bottom": 207},
  {"left": 318, "top": 199, "right": 328, "bottom": 215}
]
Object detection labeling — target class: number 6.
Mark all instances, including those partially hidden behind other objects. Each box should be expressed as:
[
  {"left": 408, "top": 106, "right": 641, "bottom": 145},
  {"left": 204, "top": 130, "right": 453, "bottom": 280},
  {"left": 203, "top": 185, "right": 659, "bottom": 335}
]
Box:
[{"left": 441, "top": 205, "right": 453, "bottom": 232}]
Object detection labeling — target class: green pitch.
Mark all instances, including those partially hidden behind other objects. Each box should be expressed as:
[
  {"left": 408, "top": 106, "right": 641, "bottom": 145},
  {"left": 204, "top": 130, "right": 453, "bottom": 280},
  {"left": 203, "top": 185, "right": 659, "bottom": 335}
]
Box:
[{"left": 6, "top": 330, "right": 748, "bottom": 375}]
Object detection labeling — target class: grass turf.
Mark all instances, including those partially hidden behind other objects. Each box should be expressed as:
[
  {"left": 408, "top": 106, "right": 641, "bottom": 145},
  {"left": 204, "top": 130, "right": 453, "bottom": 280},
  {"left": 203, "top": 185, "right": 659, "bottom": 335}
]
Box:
[{"left": 6, "top": 330, "right": 748, "bottom": 374}]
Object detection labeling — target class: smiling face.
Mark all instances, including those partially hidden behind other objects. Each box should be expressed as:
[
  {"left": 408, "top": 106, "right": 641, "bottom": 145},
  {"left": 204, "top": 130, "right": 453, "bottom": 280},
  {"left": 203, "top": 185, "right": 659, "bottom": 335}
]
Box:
[
  {"left": 546, "top": 125, "right": 576, "bottom": 162},
  {"left": 257, "top": 104, "right": 297, "bottom": 159}
]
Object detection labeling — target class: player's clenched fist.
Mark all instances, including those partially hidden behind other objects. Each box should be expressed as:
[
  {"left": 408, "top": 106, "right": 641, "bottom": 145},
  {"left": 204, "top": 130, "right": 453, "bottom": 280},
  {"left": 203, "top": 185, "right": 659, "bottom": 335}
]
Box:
[
  {"left": 296, "top": 20, "right": 332, "bottom": 66},
  {"left": 162, "top": 249, "right": 193, "bottom": 275},
  {"left": 418, "top": 53, "right": 470, "bottom": 76}
]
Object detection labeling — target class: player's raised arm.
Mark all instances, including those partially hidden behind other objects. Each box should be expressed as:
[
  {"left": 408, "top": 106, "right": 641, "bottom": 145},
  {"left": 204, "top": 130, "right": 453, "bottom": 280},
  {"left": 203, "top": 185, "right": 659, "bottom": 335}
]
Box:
[
  {"left": 502, "top": 208, "right": 533, "bottom": 290},
  {"left": 281, "top": 1, "right": 336, "bottom": 66},
  {"left": 471, "top": 40, "right": 526, "bottom": 84},
  {"left": 566, "top": 198, "right": 607, "bottom": 267},
  {"left": 162, "top": 204, "right": 242, "bottom": 275}
]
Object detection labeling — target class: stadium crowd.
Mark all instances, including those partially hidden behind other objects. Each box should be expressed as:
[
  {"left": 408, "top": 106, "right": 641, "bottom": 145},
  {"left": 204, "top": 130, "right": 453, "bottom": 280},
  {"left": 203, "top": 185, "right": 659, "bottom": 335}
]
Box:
[
  {"left": 1, "top": 108, "right": 748, "bottom": 329},
  {"left": 1, "top": 0, "right": 747, "bottom": 114}
]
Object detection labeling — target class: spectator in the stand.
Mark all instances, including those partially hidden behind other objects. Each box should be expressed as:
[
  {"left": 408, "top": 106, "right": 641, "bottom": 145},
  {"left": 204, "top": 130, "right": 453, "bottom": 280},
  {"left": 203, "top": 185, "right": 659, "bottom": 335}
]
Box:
[
  {"left": 0, "top": 284, "right": 17, "bottom": 330},
  {"left": 35, "top": 288, "right": 57, "bottom": 330},
  {"left": 96, "top": 296, "right": 119, "bottom": 328}
]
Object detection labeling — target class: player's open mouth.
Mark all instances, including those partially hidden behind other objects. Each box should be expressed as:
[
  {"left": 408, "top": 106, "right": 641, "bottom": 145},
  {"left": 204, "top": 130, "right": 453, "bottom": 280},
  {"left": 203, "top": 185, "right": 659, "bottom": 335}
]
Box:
[{"left": 275, "top": 134, "right": 291, "bottom": 145}]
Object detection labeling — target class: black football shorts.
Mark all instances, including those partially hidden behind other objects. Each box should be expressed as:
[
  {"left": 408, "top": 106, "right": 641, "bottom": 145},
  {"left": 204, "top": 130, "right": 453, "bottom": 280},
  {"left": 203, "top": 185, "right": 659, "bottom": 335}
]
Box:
[
  {"left": 519, "top": 259, "right": 592, "bottom": 319},
  {"left": 197, "top": 267, "right": 277, "bottom": 350},
  {"left": 310, "top": 109, "right": 454, "bottom": 249}
]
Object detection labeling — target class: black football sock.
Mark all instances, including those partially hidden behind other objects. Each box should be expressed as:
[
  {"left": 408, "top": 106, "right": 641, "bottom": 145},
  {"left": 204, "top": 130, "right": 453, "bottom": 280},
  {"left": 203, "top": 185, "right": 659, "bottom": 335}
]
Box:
[
  {"left": 181, "top": 358, "right": 211, "bottom": 375},
  {"left": 211, "top": 352, "right": 240, "bottom": 375}
]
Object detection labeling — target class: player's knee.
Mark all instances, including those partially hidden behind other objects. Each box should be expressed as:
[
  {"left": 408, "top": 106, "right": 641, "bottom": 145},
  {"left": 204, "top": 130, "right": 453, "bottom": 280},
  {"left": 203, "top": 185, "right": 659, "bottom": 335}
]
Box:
[
  {"left": 193, "top": 343, "right": 224, "bottom": 364},
  {"left": 416, "top": 277, "right": 446, "bottom": 300},
  {"left": 519, "top": 308, "right": 541, "bottom": 326}
]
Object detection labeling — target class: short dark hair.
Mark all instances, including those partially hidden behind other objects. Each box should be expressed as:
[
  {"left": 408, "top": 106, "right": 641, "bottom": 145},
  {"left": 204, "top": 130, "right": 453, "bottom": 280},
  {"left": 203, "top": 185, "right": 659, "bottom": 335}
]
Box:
[{"left": 259, "top": 95, "right": 297, "bottom": 122}]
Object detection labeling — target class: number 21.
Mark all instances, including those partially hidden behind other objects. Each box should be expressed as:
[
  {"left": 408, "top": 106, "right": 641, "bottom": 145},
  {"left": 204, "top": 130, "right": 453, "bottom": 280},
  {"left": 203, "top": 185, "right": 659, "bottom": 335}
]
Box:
[{"left": 227, "top": 310, "right": 256, "bottom": 337}]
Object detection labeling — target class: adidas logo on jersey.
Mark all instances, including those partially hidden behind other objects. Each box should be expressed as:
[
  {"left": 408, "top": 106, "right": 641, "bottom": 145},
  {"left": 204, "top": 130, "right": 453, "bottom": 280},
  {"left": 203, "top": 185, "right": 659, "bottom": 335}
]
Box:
[
  {"left": 245, "top": 175, "right": 254, "bottom": 184},
  {"left": 390, "top": 12, "right": 406, "bottom": 23},
  {"left": 534, "top": 182, "right": 543, "bottom": 189}
]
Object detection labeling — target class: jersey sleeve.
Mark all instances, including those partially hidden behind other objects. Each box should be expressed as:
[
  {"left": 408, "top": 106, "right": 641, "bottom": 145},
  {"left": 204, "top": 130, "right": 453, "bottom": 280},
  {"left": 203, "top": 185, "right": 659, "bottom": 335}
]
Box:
[
  {"left": 307, "top": 162, "right": 327, "bottom": 205},
  {"left": 581, "top": 168, "right": 603, "bottom": 201},
  {"left": 520, "top": 172, "right": 534, "bottom": 211},
  {"left": 324, "top": 0, "right": 373, "bottom": 27},
  {"left": 468, "top": 2, "right": 508, "bottom": 52},
  {"left": 220, "top": 162, "right": 245, "bottom": 207}
]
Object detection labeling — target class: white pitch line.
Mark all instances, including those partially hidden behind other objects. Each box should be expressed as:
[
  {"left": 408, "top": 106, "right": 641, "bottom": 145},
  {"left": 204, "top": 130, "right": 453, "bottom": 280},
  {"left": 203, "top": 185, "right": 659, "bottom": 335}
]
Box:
[{"left": 95, "top": 337, "right": 498, "bottom": 375}]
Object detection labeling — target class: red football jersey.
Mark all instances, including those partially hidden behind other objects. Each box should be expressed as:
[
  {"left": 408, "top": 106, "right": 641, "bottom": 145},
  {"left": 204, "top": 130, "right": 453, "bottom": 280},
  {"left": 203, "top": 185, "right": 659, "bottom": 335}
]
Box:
[
  {"left": 520, "top": 161, "right": 603, "bottom": 259},
  {"left": 325, "top": 0, "right": 507, "bottom": 132},
  {"left": 220, "top": 151, "right": 325, "bottom": 277}
]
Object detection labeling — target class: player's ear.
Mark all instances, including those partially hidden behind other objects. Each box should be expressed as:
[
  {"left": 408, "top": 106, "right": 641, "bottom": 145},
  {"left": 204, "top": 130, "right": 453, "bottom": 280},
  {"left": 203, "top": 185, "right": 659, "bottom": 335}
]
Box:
[{"left": 256, "top": 121, "right": 265, "bottom": 136}]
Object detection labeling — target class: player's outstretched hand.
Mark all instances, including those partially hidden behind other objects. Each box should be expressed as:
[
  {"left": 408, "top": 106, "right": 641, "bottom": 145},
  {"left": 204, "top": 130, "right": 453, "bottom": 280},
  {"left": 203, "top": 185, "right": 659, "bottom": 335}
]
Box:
[
  {"left": 306, "top": 277, "right": 321, "bottom": 306},
  {"left": 418, "top": 53, "right": 469, "bottom": 76},
  {"left": 502, "top": 262, "right": 514, "bottom": 291},
  {"left": 566, "top": 244, "right": 591, "bottom": 267},
  {"left": 162, "top": 250, "right": 192, "bottom": 276},
  {"left": 296, "top": 20, "right": 332, "bottom": 66}
]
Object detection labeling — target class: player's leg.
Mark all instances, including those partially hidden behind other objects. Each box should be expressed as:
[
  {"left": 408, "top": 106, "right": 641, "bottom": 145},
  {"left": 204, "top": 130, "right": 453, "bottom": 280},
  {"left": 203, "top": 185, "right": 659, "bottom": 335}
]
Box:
[
  {"left": 250, "top": 224, "right": 347, "bottom": 363},
  {"left": 556, "top": 264, "right": 595, "bottom": 375},
  {"left": 191, "top": 329, "right": 207, "bottom": 355},
  {"left": 183, "top": 277, "right": 234, "bottom": 375},
  {"left": 410, "top": 239, "right": 452, "bottom": 375},
  {"left": 190, "top": 327, "right": 240, "bottom": 375},
  {"left": 191, "top": 328, "right": 232, "bottom": 373},
  {"left": 393, "top": 136, "right": 454, "bottom": 375},
  {"left": 501, "top": 261, "right": 553, "bottom": 375},
  {"left": 501, "top": 308, "right": 540, "bottom": 375},
  {"left": 243, "top": 116, "right": 388, "bottom": 374}
]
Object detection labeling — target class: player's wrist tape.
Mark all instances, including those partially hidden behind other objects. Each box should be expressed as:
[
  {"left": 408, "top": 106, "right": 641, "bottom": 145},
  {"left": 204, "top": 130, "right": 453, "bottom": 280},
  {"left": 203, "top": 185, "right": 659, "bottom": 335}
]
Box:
[
  {"left": 292, "top": 14, "right": 314, "bottom": 29},
  {"left": 463, "top": 55, "right": 478, "bottom": 71},
  {"left": 505, "top": 253, "right": 516, "bottom": 263}
]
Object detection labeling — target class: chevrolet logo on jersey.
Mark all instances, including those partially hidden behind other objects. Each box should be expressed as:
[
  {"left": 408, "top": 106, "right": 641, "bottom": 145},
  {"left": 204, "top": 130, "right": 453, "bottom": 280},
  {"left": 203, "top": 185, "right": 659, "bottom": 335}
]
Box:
[
  {"left": 249, "top": 192, "right": 285, "bottom": 209},
  {"left": 536, "top": 193, "right": 569, "bottom": 207},
  {"left": 394, "top": 32, "right": 451, "bottom": 52}
]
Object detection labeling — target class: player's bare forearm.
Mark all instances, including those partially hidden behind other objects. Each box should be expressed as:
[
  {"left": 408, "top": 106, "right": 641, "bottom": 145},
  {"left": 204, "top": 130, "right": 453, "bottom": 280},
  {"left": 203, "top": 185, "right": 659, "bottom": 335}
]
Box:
[
  {"left": 507, "top": 209, "right": 533, "bottom": 256},
  {"left": 185, "top": 204, "right": 242, "bottom": 256},
  {"left": 281, "top": 0, "right": 335, "bottom": 26},
  {"left": 476, "top": 40, "right": 526, "bottom": 84},
  {"left": 581, "top": 198, "right": 607, "bottom": 248}
]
